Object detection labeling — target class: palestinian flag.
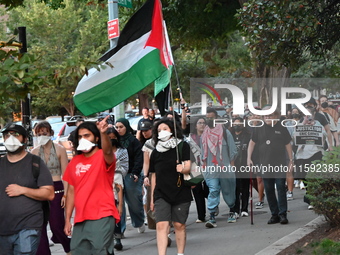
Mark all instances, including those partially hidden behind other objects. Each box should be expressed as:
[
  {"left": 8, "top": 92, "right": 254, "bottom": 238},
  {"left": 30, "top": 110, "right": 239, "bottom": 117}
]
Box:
[{"left": 74, "top": 0, "right": 172, "bottom": 116}]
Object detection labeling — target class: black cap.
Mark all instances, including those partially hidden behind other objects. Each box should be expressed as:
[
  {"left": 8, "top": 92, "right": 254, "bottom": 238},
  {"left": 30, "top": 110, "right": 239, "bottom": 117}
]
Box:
[
  {"left": 305, "top": 97, "right": 317, "bottom": 106},
  {"left": 140, "top": 121, "right": 153, "bottom": 131},
  {"left": 1, "top": 123, "right": 27, "bottom": 138}
]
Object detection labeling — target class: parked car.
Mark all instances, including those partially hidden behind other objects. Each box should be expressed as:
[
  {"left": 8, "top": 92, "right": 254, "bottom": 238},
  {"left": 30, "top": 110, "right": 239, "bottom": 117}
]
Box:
[
  {"left": 127, "top": 116, "right": 143, "bottom": 134},
  {"left": 0, "top": 133, "right": 6, "bottom": 156}
]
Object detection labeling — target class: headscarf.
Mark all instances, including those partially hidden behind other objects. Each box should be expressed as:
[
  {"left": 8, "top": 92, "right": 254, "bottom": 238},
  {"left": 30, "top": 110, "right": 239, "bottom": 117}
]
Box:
[{"left": 116, "top": 118, "right": 134, "bottom": 148}]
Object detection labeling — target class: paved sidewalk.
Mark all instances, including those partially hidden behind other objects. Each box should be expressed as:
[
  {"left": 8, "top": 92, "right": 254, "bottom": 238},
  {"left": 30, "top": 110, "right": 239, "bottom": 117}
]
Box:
[{"left": 51, "top": 187, "right": 320, "bottom": 255}]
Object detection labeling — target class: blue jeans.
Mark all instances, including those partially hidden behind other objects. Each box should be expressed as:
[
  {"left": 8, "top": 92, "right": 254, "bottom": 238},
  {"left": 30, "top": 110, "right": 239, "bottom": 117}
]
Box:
[
  {"left": 263, "top": 178, "right": 287, "bottom": 216},
  {"left": 0, "top": 229, "right": 41, "bottom": 255},
  {"left": 120, "top": 174, "right": 145, "bottom": 232},
  {"left": 205, "top": 177, "right": 236, "bottom": 214}
]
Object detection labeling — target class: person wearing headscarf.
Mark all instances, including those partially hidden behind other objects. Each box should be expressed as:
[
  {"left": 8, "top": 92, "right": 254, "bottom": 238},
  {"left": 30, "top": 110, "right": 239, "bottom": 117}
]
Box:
[{"left": 115, "top": 118, "right": 145, "bottom": 236}]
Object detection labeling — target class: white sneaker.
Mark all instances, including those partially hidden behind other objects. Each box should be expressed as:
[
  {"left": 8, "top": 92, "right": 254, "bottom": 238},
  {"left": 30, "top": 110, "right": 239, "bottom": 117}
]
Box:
[
  {"left": 295, "top": 180, "right": 300, "bottom": 188},
  {"left": 235, "top": 212, "right": 240, "bottom": 219},
  {"left": 308, "top": 205, "right": 314, "bottom": 210},
  {"left": 300, "top": 182, "right": 306, "bottom": 189},
  {"left": 241, "top": 211, "right": 249, "bottom": 217},
  {"left": 138, "top": 225, "right": 145, "bottom": 233}
]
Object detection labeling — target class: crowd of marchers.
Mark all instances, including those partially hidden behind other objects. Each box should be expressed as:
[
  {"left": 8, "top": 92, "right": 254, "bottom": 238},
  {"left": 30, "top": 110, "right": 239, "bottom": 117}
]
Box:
[{"left": 0, "top": 94, "right": 339, "bottom": 255}]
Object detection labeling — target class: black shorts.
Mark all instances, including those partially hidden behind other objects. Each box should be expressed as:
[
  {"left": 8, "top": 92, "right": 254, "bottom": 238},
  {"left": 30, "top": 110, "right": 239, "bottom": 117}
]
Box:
[{"left": 154, "top": 198, "right": 191, "bottom": 224}]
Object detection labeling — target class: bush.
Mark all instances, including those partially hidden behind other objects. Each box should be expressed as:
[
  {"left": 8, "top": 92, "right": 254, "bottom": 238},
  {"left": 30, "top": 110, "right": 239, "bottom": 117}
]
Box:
[{"left": 305, "top": 146, "right": 340, "bottom": 227}]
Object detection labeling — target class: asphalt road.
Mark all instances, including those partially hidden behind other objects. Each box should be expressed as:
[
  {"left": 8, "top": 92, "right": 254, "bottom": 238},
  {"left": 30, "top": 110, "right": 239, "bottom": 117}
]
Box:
[{"left": 51, "top": 187, "right": 319, "bottom": 255}]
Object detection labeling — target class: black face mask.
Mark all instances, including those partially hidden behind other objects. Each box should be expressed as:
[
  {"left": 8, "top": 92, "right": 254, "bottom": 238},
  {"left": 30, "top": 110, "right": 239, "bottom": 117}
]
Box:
[
  {"left": 206, "top": 119, "right": 214, "bottom": 128},
  {"left": 111, "top": 139, "right": 119, "bottom": 147},
  {"left": 321, "top": 102, "right": 328, "bottom": 108},
  {"left": 292, "top": 113, "right": 300, "bottom": 119},
  {"left": 234, "top": 126, "right": 242, "bottom": 132}
]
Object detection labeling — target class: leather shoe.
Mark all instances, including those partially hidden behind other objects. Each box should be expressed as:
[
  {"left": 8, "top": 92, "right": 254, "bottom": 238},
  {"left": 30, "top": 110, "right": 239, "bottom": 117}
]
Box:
[
  {"left": 267, "top": 215, "right": 280, "bottom": 224},
  {"left": 279, "top": 214, "right": 289, "bottom": 224}
]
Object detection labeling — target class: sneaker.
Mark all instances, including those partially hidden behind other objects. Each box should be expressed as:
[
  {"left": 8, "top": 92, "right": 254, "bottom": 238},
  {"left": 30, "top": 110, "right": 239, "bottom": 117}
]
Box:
[
  {"left": 308, "top": 205, "right": 314, "bottom": 210},
  {"left": 287, "top": 191, "right": 294, "bottom": 201},
  {"left": 241, "top": 211, "right": 249, "bottom": 217},
  {"left": 255, "top": 201, "right": 264, "bottom": 209},
  {"left": 196, "top": 219, "right": 205, "bottom": 223},
  {"left": 205, "top": 213, "right": 217, "bottom": 228},
  {"left": 267, "top": 215, "right": 280, "bottom": 224},
  {"left": 235, "top": 212, "right": 240, "bottom": 219},
  {"left": 300, "top": 182, "right": 306, "bottom": 189},
  {"left": 279, "top": 214, "right": 289, "bottom": 224},
  {"left": 49, "top": 239, "right": 54, "bottom": 247},
  {"left": 294, "top": 180, "right": 300, "bottom": 188},
  {"left": 138, "top": 225, "right": 145, "bottom": 233},
  {"left": 227, "top": 212, "right": 237, "bottom": 223}
]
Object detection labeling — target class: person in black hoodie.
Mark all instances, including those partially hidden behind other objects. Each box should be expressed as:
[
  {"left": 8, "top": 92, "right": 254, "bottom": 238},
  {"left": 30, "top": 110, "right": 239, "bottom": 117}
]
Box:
[{"left": 115, "top": 118, "right": 145, "bottom": 236}]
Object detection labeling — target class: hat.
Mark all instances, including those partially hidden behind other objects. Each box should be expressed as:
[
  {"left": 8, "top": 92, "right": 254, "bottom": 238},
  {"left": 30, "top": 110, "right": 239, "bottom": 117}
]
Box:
[
  {"left": 1, "top": 123, "right": 28, "bottom": 137},
  {"left": 305, "top": 97, "right": 317, "bottom": 106},
  {"left": 140, "top": 121, "right": 153, "bottom": 131}
]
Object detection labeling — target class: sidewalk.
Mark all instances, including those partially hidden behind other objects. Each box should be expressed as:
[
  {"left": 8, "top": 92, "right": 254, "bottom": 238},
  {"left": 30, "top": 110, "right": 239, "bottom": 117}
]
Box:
[{"left": 51, "top": 187, "right": 320, "bottom": 255}]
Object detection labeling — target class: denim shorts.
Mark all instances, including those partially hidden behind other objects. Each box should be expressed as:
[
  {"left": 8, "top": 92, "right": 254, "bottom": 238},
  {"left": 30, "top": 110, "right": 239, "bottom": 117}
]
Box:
[
  {"left": 0, "top": 229, "right": 41, "bottom": 255},
  {"left": 154, "top": 198, "right": 191, "bottom": 224}
]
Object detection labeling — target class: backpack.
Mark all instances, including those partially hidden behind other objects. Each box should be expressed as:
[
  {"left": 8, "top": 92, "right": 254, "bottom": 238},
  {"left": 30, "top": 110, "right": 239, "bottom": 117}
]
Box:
[{"left": 31, "top": 155, "right": 51, "bottom": 223}]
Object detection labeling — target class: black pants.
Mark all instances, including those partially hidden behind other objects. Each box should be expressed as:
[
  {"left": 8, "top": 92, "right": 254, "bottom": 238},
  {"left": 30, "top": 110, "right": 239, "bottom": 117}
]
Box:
[
  {"left": 192, "top": 181, "right": 208, "bottom": 221},
  {"left": 233, "top": 178, "right": 250, "bottom": 214}
]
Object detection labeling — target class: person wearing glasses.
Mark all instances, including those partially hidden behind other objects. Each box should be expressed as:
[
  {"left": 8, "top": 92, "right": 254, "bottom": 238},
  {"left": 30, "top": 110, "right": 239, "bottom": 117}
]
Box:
[{"left": 0, "top": 123, "right": 54, "bottom": 255}]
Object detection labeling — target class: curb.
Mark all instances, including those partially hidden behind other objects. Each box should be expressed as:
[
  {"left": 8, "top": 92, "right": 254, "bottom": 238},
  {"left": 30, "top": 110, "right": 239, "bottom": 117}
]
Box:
[{"left": 254, "top": 216, "right": 325, "bottom": 255}]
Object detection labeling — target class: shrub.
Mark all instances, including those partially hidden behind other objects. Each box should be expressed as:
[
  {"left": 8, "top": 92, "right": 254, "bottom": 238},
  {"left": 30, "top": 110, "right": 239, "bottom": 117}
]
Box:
[{"left": 305, "top": 146, "right": 340, "bottom": 227}]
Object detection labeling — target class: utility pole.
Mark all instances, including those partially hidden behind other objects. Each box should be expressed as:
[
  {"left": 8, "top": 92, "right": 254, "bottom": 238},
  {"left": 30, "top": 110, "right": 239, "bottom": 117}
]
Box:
[
  {"left": 109, "top": 0, "right": 124, "bottom": 119},
  {"left": 18, "top": 26, "right": 33, "bottom": 147}
]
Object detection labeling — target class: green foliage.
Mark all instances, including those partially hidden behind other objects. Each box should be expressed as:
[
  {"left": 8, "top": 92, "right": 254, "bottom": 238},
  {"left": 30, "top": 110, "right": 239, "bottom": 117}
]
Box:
[
  {"left": 306, "top": 146, "right": 340, "bottom": 227},
  {"left": 5, "top": 0, "right": 109, "bottom": 117},
  {"left": 311, "top": 238, "right": 340, "bottom": 255},
  {"left": 164, "top": 0, "right": 241, "bottom": 50},
  {"left": 237, "top": 0, "right": 340, "bottom": 71},
  {"left": 0, "top": 47, "right": 50, "bottom": 119}
]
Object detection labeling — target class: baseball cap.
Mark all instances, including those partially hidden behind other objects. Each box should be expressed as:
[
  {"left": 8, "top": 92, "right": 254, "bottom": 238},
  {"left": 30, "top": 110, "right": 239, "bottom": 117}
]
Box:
[
  {"left": 140, "top": 122, "right": 153, "bottom": 131},
  {"left": 1, "top": 123, "right": 28, "bottom": 138}
]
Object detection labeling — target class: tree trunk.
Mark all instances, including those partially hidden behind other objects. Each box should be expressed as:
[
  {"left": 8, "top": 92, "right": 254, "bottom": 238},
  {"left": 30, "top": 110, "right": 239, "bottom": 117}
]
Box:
[
  {"left": 255, "top": 63, "right": 291, "bottom": 109},
  {"left": 138, "top": 92, "right": 149, "bottom": 115}
]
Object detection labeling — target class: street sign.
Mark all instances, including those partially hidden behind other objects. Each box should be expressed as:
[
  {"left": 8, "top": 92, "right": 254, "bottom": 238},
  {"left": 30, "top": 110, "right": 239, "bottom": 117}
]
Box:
[
  {"left": 107, "top": 18, "right": 119, "bottom": 40},
  {"left": 118, "top": 0, "right": 132, "bottom": 8}
]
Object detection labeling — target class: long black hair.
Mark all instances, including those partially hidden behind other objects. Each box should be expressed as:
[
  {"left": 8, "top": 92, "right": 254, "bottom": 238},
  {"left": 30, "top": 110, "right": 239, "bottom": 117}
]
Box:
[
  {"left": 190, "top": 117, "right": 206, "bottom": 135},
  {"left": 74, "top": 121, "right": 101, "bottom": 155},
  {"left": 152, "top": 117, "right": 184, "bottom": 145}
]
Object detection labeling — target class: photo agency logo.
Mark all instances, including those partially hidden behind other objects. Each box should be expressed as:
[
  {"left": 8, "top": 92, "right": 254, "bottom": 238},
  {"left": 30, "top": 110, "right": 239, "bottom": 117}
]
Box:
[{"left": 190, "top": 78, "right": 318, "bottom": 128}]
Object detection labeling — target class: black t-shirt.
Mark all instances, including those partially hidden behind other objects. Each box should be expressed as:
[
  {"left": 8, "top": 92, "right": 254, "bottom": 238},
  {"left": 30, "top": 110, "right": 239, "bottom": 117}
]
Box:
[
  {"left": 0, "top": 153, "right": 53, "bottom": 235},
  {"left": 314, "top": 112, "right": 328, "bottom": 126},
  {"left": 137, "top": 118, "right": 153, "bottom": 130},
  {"left": 251, "top": 122, "right": 291, "bottom": 168},
  {"left": 149, "top": 142, "right": 192, "bottom": 205},
  {"left": 232, "top": 130, "right": 251, "bottom": 178}
]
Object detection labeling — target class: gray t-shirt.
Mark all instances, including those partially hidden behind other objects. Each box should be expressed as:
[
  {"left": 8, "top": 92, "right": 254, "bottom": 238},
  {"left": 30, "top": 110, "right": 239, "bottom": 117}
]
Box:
[{"left": 0, "top": 153, "right": 53, "bottom": 235}]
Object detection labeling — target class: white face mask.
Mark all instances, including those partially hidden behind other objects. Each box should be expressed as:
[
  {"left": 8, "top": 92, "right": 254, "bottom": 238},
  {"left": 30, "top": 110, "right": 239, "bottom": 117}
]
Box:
[
  {"left": 37, "top": 136, "right": 51, "bottom": 146},
  {"left": 77, "top": 138, "right": 96, "bottom": 153},
  {"left": 4, "top": 135, "right": 24, "bottom": 152},
  {"left": 158, "top": 130, "right": 172, "bottom": 142}
]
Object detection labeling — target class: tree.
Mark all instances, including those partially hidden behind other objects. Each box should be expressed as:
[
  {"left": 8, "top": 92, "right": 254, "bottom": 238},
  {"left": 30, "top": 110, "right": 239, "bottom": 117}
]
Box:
[
  {"left": 236, "top": 0, "right": 340, "bottom": 106},
  {"left": 5, "top": 0, "right": 109, "bottom": 117}
]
